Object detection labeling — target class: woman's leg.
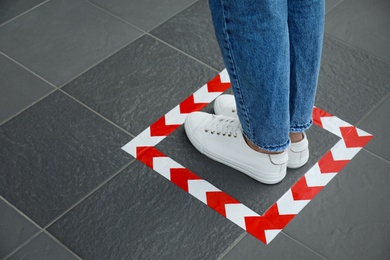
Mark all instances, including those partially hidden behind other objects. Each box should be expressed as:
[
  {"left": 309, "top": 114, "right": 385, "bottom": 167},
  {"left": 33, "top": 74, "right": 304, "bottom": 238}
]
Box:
[
  {"left": 209, "top": 0, "right": 290, "bottom": 152},
  {"left": 288, "top": 0, "right": 325, "bottom": 134}
]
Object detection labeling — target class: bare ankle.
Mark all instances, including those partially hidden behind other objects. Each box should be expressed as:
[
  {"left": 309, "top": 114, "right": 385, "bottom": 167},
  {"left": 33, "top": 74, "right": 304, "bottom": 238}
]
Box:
[{"left": 290, "top": 132, "right": 304, "bottom": 143}]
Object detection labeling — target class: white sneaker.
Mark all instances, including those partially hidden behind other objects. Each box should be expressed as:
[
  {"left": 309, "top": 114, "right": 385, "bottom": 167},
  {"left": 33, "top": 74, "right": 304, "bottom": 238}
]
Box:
[
  {"left": 214, "top": 94, "right": 309, "bottom": 169},
  {"left": 184, "top": 112, "right": 288, "bottom": 184}
]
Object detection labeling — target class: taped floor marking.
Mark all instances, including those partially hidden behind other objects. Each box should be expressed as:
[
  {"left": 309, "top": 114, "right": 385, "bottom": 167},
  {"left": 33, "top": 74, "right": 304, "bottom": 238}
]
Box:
[{"left": 122, "top": 69, "right": 373, "bottom": 244}]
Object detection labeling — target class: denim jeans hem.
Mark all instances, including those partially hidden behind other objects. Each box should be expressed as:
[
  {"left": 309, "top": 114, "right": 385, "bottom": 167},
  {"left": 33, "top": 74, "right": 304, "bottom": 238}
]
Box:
[
  {"left": 289, "top": 120, "right": 312, "bottom": 133},
  {"left": 243, "top": 132, "right": 290, "bottom": 152}
]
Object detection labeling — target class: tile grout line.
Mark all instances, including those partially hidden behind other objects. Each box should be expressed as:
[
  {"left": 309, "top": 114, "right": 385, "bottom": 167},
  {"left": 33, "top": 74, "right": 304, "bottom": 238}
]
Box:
[
  {"left": 0, "top": 27, "right": 146, "bottom": 90},
  {"left": 355, "top": 92, "right": 390, "bottom": 127},
  {"left": 147, "top": 32, "right": 221, "bottom": 73},
  {"left": 0, "top": 51, "right": 59, "bottom": 127},
  {"left": 85, "top": 0, "right": 200, "bottom": 34},
  {"left": 58, "top": 89, "right": 136, "bottom": 138},
  {"left": 215, "top": 227, "right": 329, "bottom": 259},
  {"left": 324, "top": 0, "right": 345, "bottom": 16},
  {"left": 0, "top": 196, "right": 44, "bottom": 260},
  {"left": 3, "top": 229, "right": 83, "bottom": 260},
  {"left": 11, "top": 160, "right": 137, "bottom": 260},
  {"left": 0, "top": 0, "right": 52, "bottom": 28},
  {"left": 84, "top": 0, "right": 147, "bottom": 32},
  {"left": 0, "top": 88, "right": 57, "bottom": 127},
  {"left": 42, "top": 160, "right": 135, "bottom": 230},
  {"left": 216, "top": 233, "right": 247, "bottom": 260},
  {"left": 54, "top": 31, "right": 144, "bottom": 89},
  {"left": 0, "top": 52, "right": 137, "bottom": 139},
  {"left": 363, "top": 148, "right": 390, "bottom": 165},
  {"left": 0, "top": 196, "right": 43, "bottom": 230},
  {"left": 85, "top": 0, "right": 220, "bottom": 73},
  {"left": 3, "top": 231, "right": 44, "bottom": 260},
  {"left": 42, "top": 230, "right": 83, "bottom": 260},
  {"left": 0, "top": 51, "right": 58, "bottom": 89},
  {"left": 54, "top": 0, "right": 147, "bottom": 89},
  {"left": 281, "top": 231, "right": 329, "bottom": 260},
  {"left": 1, "top": 161, "right": 136, "bottom": 259}
]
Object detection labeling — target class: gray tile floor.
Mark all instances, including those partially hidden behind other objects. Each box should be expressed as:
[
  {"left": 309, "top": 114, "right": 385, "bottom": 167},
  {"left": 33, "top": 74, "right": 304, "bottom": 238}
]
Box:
[{"left": 1, "top": 0, "right": 389, "bottom": 259}]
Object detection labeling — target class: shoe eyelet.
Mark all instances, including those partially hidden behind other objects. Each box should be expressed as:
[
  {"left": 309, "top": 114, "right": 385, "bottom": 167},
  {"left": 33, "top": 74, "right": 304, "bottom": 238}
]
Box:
[
  {"left": 217, "top": 132, "right": 221, "bottom": 135},
  {"left": 232, "top": 109, "right": 236, "bottom": 113},
  {"left": 228, "top": 133, "right": 232, "bottom": 137},
  {"left": 211, "top": 131, "right": 215, "bottom": 134},
  {"left": 205, "top": 129, "right": 209, "bottom": 133}
]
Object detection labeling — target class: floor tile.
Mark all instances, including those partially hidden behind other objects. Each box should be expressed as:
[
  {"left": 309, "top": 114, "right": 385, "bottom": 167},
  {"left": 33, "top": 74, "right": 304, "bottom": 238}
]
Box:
[
  {"left": 0, "top": 0, "right": 46, "bottom": 25},
  {"left": 0, "top": 91, "right": 131, "bottom": 226},
  {"left": 7, "top": 232, "right": 79, "bottom": 260},
  {"left": 156, "top": 114, "right": 338, "bottom": 215},
  {"left": 0, "top": 198, "right": 40, "bottom": 259},
  {"left": 151, "top": 0, "right": 224, "bottom": 71},
  {"left": 325, "top": 0, "right": 390, "bottom": 63},
  {"left": 63, "top": 35, "right": 216, "bottom": 136},
  {"left": 359, "top": 95, "right": 390, "bottom": 161},
  {"left": 0, "top": 0, "right": 142, "bottom": 86},
  {"left": 284, "top": 150, "right": 390, "bottom": 260},
  {"left": 88, "top": 0, "right": 197, "bottom": 31},
  {"left": 221, "top": 233, "right": 324, "bottom": 260},
  {"left": 0, "top": 53, "right": 54, "bottom": 125},
  {"left": 48, "top": 160, "right": 242, "bottom": 260},
  {"left": 315, "top": 36, "right": 390, "bottom": 125}
]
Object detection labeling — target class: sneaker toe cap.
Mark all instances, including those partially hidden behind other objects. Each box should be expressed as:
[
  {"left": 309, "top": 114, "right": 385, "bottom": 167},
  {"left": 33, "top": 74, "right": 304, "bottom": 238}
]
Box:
[
  {"left": 184, "top": 112, "right": 211, "bottom": 133},
  {"left": 214, "top": 94, "right": 235, "bottom": 114}
]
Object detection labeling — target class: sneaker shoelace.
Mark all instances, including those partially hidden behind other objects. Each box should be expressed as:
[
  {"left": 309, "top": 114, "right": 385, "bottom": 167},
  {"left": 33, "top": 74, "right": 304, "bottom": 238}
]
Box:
[{"left": 204, "top": 116, "right": 240, "bottom": 137}]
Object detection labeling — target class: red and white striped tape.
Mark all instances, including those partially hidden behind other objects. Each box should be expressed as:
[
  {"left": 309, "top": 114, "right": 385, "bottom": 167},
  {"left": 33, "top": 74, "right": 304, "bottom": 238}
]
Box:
[{"left": 122, "top": 69, "right": 373, "bottom": 244}]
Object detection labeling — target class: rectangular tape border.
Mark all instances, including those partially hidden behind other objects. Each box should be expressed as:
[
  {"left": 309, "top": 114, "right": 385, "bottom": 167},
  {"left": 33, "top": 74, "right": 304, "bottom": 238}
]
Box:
[{"left": 121, "top": 69, "right": 373, "bottom": 244}]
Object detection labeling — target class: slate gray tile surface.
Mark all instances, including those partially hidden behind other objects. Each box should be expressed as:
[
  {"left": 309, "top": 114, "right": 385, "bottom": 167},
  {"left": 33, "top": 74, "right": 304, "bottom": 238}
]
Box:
[
  {"left": 151, "top": 0, "right": 224, "bottom": 71},
  {"left": 0, "top": 198, "right": 40, "bottom": 259},
  {"left": 0, "top": 91, "right": 131, "bottom": 226},
  {"left": 221, "top": 233, "right": 325, "bottom": 260},
  {"left": 63, "top": 35, "right": 217, "bottom": 136},
  {"left": 0, "top": 0, "right": 47, "bottom": 25},
  {"left": 0, "top": 0, "right": 142, "bottom": 86},
  {"left": 359, "top": 95, "right": 390, "bottom": 161},
  {"left": 315, "top": 36, "right": 390, "bottom": 125},
  {"left": 156, "top": 121, "right": 338, "bottom": 215},
  {"left": 284, "top": 150, "right": 390, "bottom": 260},
  {"left": 48, "top": 160, "right": 242, "bottom": 260},
  {"left": 325, "top": 0, "right": 390, "bottom": 63},
  {"left": 0, "top": 53, "right": 54, "bottom": 124},
  {"left": 88, "top": 0, "right": 198, "bottom": 31},
  {"left": 7, "top": 232, "right": 79, "bottom": 260}
]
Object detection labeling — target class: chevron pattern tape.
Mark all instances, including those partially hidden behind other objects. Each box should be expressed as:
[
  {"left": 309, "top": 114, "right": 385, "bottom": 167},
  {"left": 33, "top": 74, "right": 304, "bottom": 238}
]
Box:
[{"left": 122, "top": 69, "right": 373, "bottom": 244}]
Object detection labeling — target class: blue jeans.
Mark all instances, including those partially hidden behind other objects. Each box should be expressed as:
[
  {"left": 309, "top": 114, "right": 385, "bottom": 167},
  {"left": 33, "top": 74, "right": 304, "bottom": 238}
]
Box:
[{"left": 209, "top": 0, "right": 325, "bottom": 152}]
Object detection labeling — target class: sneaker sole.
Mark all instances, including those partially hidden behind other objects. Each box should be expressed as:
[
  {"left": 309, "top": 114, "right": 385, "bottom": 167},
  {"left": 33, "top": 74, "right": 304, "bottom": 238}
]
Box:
[{"left": 184, "top": 119, "right": 286, "bottom": 184}]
